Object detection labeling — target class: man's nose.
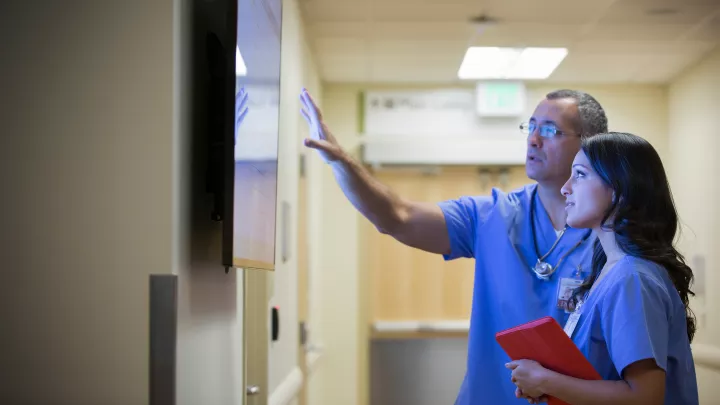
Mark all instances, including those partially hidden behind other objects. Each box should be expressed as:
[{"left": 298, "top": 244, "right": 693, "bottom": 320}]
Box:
[{"left": 528, "top": 127, "right": 542, "bottom": 148}]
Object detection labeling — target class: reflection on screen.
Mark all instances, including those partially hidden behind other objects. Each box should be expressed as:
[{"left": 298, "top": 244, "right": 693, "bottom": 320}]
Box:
[{"left": 233, "top": 0, "right": 281, "bottom": 270}]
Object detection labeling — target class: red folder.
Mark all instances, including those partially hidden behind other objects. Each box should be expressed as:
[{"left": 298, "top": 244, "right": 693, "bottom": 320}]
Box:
[{"left": 495, "top": 316, "right": 601, "bottom": 405}]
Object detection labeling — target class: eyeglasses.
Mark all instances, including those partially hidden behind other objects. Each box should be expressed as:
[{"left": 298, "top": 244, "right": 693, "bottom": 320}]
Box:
[{"left": 520, "top": 122, "right": 576, "bottom": 138}]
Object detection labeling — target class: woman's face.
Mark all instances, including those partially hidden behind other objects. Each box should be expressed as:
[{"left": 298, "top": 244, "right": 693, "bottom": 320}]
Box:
[{"left": 561, "top": 150, "right": 614, "bottom": 229}]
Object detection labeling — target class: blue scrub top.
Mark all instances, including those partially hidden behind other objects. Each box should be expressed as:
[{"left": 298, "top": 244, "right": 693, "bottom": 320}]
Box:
[
  {"left": 439, "top": 184, "right": 595, "bottom": 405},
  {"left": 572, "top": 256, "right": 698, "bottom": 405}
]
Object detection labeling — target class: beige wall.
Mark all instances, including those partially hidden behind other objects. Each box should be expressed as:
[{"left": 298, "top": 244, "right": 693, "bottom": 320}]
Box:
[
  {"left": 304, "top": 57, "right": 330, "bottom": 405},
  {"left": 172, "top": 0, "right": 244, "bottom": 402},
  {"left": 668, "top": 46, "right": 720, "bottom": 403},
  {"left": 0, "top": 0, "right": 323, "bottom": 404},
  {"left": 176, "top": 0, "right": 324, "bottom": 403},
  {"left": 298, "top": 3, "right": 327, "bottom": 405},
  {"left": 305, "top": 86, "right": 365, "bottom": 405},
  {"left": 669, "top": 46, "right": 720, "bottom": 344},
  {"left": 269, "top": 0, "right": 323, "bottom": 399},
  {"left": 0, "top": 1, "right": 174, "bottom": 404}
]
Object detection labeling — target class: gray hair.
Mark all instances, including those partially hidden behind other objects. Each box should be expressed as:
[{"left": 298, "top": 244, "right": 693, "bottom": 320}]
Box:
[{"left": 546, "top": 89, "right": 608, "bottom": 138}]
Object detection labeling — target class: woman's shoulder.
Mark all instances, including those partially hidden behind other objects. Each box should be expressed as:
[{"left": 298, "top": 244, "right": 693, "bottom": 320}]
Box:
[
  {"left": 600, "top": 256, "right": 676, "bottom": 305},
  {"left": 608, "top": 256, "right": 670, "bottom": 285}
]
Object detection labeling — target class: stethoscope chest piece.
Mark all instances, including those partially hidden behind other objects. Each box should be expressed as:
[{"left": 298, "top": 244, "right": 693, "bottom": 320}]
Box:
[{"left": 533, "top": 260, "right": 554, "bottom": 280}]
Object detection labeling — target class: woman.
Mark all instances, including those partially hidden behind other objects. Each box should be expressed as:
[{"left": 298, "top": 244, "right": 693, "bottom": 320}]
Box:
[{"left": 506, "top": 132, "right": 699, "bottom": 405}]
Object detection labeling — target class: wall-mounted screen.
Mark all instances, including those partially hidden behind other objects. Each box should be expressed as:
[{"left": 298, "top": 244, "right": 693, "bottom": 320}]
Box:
[{"left": 227, "top": 0, "right": 282, "bottom": 270}]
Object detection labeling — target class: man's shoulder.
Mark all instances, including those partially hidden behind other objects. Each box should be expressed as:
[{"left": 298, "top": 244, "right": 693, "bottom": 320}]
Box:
[
  {"left": 479, "top": 183, "right": 536, "bottom": 211},
  {"left": 455, "top": 183, "right": 535, "bottom": 203},
  {"left": 439, "top": 183, "right": 536, "bottom": 219},
  {"left": 497, "top": 183, "right": 536, "bottom": 202}
]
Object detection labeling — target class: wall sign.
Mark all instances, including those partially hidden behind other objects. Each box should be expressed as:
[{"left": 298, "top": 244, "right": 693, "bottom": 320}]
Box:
[
  {"left": 363, "top": 88, "right": 525, "bottom": 139},
  {"left": 476, "top": 81, "right": 526, "bottom": 117}
]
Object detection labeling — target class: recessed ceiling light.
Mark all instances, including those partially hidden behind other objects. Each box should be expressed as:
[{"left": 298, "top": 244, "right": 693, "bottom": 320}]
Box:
[
  {"left": 236, "top": 47, "right": 247, "bottom": 76},
  {"left": 458, "top": 47, "right": 568, "bottom": 80}
]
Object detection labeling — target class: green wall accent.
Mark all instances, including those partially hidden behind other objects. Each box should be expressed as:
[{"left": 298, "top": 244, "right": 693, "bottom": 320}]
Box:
[{"left": 358, "top": 91, "right": 365, "bottom": 134}]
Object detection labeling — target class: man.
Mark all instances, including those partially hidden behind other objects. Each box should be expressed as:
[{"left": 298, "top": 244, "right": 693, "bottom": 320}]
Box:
[{"left": 299, "top": 88, "right": 608, "bottom": 404}]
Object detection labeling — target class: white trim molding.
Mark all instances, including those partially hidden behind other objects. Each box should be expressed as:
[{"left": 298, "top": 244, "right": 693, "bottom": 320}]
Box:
[
  {"left": 269, "top": 367, "right": 303, "bottom": 405},
  {"left": 373, "top": 320, "right": 470, "bottom": 333}
]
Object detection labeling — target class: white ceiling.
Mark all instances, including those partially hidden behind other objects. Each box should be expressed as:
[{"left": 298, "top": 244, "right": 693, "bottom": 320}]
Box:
[{"left": 300, "top": 0, "right": 720, "bottom": 84}]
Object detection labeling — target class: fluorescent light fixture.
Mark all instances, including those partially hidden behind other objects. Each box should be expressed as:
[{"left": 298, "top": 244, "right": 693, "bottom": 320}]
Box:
[
  {"left": 236, "top": 46, "right": 247, "bottom": 76},
  {"left": 458, "top": 47, "right": 567, "bottom": 80}
]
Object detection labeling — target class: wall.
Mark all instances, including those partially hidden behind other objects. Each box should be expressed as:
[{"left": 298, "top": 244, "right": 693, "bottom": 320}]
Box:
[
  {"left": 315, "top": 83, "right": 670, "bottom": 405},
  {"left": 0, "top": 1, "right": 322, "bottom": 404},
  {"left": 668, "top": 46, "right": 720, "bottom": 402},
  {"left": 304, "top": 41, "right": 329, "bottom": 405},
  {"left": 295, "top": 4, "right": 326, "bottom": 405},
  {"left": 0, "top": 1, "right": 175, "bottom": 404},
  {"left": 268, "top": 0, "right": 322, "bottom": 398},
  {"left": 173, "top": 0, "right": 324, "bottom": 403},
  {"left": 173, "top": 0, "right": 244, "bottom": 403},
  {"left": 304, "top": 85, "right": 366, "bottom": 405},
  {"left": 669, "top": 46, "right": 720, "bottom": 344},
  {"left": 175, "top": 0, "right": 324, "bottom": 403}
]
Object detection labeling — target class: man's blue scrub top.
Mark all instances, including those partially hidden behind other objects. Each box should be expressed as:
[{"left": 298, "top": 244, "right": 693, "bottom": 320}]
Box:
[{"left": 438, "top": 184, "right": 594, "bottom": 405}]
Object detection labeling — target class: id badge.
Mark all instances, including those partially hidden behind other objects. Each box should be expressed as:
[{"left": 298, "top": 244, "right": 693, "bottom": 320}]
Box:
[
  {"left": 564, "top": 308, "right": 582, "bottom": 337},
  {"left": 557, "top": 277, "right": 583, "bottom": 313}
]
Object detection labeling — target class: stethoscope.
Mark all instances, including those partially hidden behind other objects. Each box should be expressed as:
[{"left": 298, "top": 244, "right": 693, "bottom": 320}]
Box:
[{"left": 529, "top": 187, "right": 592, "bottom": 281}]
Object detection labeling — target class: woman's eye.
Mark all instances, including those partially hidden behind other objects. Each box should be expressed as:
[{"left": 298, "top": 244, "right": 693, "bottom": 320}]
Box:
[{"left": 574, "top": 171, "right": 585, "bottom": 178}]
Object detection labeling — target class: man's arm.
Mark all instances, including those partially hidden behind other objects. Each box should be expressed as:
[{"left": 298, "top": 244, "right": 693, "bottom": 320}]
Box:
[
  {"left": 328, "top": 153, "right": 450, "bottom": 255},
  {"left": 300, "top": 88, "right": 450, "bottom": 255}
]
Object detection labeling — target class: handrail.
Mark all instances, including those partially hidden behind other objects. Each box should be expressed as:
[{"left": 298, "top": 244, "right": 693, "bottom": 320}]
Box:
[
  {"left": 692, "top": 343, "right": 720, "bottom": 371},
  {"left": 267, "top": 347, "right": 324, "bottom": 405},
  {"left": 269, "top": 367, "right": 303, "bottom": 405},
  {"left": 306, "top": 345, "right": 324, "bottom": 375},
  {"left": 373, "top": 320, "right": 470, "bottom": 333}
]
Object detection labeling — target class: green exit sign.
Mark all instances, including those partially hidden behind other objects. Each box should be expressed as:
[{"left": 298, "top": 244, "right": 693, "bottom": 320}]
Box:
[{"left": 476, "top": 81, "right": 526, "bottom": 117}]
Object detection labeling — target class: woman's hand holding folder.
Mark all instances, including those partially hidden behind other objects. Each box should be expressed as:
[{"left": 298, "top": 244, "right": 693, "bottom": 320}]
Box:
[{"left": 507, "top": 359, "right": 550, "bottom": 403}]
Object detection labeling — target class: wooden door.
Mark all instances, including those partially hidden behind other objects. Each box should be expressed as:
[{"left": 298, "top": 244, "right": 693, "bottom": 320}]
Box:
[
  {"left": 245, "top": 268, "right": 270, "bottom": 405},
  {"left": 362, "top": 166, "right": 529, "bottom": 325}
]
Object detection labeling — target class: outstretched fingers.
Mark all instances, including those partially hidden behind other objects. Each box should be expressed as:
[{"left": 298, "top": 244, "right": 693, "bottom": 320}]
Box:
[
  {"left": 300, "top": 88, "right": 322, "bottom": 120},
  {"left": 299, "top": 91, "right": 310, "bottom": 113},
  {"left": 300, "top": 108, "right": 311, "bottom": 125}
]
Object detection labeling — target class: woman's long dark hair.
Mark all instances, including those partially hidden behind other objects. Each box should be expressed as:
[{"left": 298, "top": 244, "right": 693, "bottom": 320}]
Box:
[{"left": 569, "top": 132, "right": 696, "bottom": 342}]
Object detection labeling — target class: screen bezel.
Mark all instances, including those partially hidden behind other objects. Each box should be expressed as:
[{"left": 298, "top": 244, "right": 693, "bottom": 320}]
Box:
[{"left": 220, "top": 0, "right": 238, "bottom": 269}]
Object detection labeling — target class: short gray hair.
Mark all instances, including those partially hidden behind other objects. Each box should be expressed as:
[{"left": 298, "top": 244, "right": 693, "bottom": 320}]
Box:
[{"left": 546, "top": 89, "right": 608, "bottom": 138}]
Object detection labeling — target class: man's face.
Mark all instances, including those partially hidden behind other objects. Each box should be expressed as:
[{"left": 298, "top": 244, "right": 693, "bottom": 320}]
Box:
[{"left": 525, "top": 98, "right": 583, "bottom": 186}]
